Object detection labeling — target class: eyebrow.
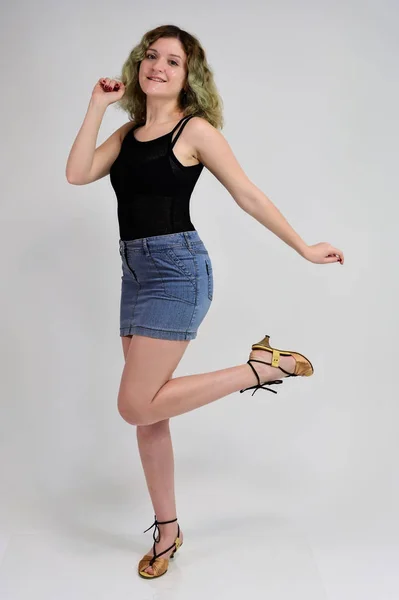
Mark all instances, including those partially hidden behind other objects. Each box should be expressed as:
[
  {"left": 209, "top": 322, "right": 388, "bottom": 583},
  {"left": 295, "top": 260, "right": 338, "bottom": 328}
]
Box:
[{"left": 147, "top": 47, "right": 183, "bottom": 60}]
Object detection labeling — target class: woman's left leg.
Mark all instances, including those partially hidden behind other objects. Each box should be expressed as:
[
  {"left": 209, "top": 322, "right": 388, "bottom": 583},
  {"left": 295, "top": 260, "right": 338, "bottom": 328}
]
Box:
[{"left": 117, "top": 334, "right": 296, "bottom": 426}]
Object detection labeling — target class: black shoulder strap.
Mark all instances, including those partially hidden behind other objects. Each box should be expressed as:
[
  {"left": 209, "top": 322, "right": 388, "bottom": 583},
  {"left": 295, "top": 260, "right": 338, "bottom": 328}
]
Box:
[{"left": 170, "top": 115, "right": 194, "bottom": 148}]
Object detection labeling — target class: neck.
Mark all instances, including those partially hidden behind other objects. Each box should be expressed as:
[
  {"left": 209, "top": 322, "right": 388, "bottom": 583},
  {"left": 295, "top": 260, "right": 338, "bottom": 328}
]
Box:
[{"left": 144, "top": 98, "right": 183, "bottom": 127}]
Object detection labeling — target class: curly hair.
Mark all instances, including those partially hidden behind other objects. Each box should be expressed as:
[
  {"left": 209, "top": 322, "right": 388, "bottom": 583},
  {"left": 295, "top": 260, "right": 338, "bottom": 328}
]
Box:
[{"left": 113, "top": 24, "right": 224, "bottom": 129}]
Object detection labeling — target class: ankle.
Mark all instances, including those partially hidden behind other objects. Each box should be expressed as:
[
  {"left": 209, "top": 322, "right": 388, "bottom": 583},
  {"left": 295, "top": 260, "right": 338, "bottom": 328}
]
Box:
[
  {"left": 249, "top": 350, "right": 294, "bottom": 379},
  {"left": 156, "top": 521, "right": 179, "bottom": 536}
]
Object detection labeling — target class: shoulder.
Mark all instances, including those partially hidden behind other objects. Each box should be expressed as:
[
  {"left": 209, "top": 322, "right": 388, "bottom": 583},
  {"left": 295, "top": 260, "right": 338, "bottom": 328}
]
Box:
[
  {"left": 184, "top": 116, "right": 227, "bottom": 159},
  {"left": 184, "top": 116, "right": 222, "bottom": 158},
  {"left": 185, "top": 116, "right": 224, "bottom": 147},
  {"left": 118, "top": 120, "right": 137, "bottom": 143},
  {"left": 181, "top": 117, "right": 254, "bottom": 206},
  {"left": 185, "top": 116, "right": 217, "bottom": 137}
]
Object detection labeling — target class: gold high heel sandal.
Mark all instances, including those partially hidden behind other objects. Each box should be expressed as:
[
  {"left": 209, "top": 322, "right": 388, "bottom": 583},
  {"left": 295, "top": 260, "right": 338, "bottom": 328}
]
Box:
[
  {"left": 138, "top": 515, "right": 183, "bottom": 579},
  {"left": 240, "top": 334, "right": 314, "bottom": 396}
]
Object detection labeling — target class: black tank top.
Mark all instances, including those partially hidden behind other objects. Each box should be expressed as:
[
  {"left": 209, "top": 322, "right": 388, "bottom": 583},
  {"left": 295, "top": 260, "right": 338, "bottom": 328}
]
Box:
[{"left": 109, "top": 115, "right": 204, "bottom": 240}]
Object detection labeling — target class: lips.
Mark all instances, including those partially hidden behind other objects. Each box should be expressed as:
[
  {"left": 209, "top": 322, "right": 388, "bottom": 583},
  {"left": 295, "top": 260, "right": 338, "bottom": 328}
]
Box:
[{"left": 148, "top": 77, "right": 165, "bottom": 82}]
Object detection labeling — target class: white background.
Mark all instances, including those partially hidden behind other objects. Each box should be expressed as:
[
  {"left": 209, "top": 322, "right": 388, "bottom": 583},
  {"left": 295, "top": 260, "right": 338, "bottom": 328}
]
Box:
[{"left": 1, "top": 0, "right": 398, "bottom": 598}]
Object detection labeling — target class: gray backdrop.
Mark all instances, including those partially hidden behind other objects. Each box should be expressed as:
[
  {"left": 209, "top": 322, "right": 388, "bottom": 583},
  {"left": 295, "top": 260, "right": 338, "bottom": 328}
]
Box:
[{"left": 1, "top": 0, "right": 397, "bottom": 598}]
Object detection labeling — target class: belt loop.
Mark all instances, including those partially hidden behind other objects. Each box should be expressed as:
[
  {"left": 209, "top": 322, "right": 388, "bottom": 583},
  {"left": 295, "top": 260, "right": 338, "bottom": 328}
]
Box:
[
  {"left": 143, "top": 237, "right": 149, "bottom": 256},
  {"left": 183, "top": 231, "right": 192, "bottom": 250}
]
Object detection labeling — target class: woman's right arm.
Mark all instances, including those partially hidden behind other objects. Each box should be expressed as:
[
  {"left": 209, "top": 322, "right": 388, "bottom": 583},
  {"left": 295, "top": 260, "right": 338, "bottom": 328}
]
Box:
[{"left": 66, "top": 78, "right": 130, "bottom": 185}]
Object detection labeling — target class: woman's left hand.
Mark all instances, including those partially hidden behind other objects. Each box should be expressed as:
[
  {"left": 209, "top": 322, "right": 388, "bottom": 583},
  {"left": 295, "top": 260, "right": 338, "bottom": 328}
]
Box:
[{"left": 303, "top": 242, "right": 344, "bottom": 265}]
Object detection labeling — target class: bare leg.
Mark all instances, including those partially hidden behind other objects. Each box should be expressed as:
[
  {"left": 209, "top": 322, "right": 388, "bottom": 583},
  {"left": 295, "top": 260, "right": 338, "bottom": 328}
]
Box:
[
  {"left": 119, "top": 336, "right": 300, "bottom": 426},
  {"left": 145, "top": 349, "right": 296, "bottom": 424},
  {"left": 121, "top": 336, "right": 183, "bottom": 576},
  {"left": 136, "top": 421, "right": 183, "bottom": 575}
]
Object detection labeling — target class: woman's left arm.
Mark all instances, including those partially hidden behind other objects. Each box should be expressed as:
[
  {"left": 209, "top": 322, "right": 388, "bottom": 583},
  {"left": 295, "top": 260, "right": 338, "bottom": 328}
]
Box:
[{"left": 189, "top": 118, "right": 344, "bottom": 266}]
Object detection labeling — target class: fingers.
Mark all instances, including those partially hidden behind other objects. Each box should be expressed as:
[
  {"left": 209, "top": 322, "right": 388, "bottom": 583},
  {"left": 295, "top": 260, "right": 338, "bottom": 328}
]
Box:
[
  {"left": 99, "top": 78, "right": 122, "bottom": 92},
  {"left": 333, "top": 249, "right": 344, "bottom": 264},
  {"left": 327, "top": 249, "right": 344, "bottom": 265},
  {"left": 326, "top": 243, "right": 343, "bottom": 260}
]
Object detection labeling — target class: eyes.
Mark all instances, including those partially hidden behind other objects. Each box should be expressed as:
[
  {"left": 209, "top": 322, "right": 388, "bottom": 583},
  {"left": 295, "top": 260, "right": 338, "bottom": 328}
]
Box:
[{"left": 146, "top": 53, "right": 179, "bottom": 67}]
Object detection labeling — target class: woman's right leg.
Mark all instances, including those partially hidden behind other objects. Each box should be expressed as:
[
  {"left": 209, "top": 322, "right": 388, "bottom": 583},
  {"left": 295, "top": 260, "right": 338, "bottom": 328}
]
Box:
[{"left": 121, "top": 335, "right": 183, "bottom": 576}]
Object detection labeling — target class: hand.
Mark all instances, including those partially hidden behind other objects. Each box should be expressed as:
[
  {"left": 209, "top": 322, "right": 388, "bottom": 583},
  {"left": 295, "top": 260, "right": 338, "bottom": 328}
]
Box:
[
  {"left": 91, "top": 77, "right": 126, "bottom": 107},
  {"left": 303, "top": 242, "right": 344, "bottom": 265}
]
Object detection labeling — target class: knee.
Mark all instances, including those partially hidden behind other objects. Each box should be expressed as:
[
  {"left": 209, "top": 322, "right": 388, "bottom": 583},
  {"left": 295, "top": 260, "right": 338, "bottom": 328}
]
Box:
[
  {"left": 117, "top": 395, "right": 150, "bottom": 426},
  {"left": 118, "top": 396, "right": 166, "bottom": 426},
  {"left": 118, "top": 405, "right": 151, "bottom": 426}
]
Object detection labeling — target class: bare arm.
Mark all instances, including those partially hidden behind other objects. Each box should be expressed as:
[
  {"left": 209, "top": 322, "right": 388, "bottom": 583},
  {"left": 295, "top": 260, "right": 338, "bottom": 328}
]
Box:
[
  {"left": 187, "top": 117, "right": 308, "bottom": 257},
  {"left": 186, "top": 117, "right": 344, "bottom": 265},
  {"left": 66, "top": 79, "right": 132, "bottom": 185}
]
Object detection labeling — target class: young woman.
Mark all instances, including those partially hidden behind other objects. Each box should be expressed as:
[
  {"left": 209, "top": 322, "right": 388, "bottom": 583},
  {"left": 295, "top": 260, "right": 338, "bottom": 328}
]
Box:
[{"left": 66, "top": 24, "right": 344, "bottom": 580}]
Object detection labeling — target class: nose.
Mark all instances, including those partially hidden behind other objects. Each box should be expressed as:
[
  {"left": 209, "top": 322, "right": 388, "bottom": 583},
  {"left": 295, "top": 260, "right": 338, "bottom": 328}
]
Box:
[{"left": 150, "top": 55, "right": 167, "bottom": 70}]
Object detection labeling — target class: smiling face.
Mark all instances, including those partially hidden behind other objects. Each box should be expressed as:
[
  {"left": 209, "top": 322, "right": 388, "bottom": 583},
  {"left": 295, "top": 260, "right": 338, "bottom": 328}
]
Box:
[{"left": 138, "top": 37, "right": 188, "bottom": 101}]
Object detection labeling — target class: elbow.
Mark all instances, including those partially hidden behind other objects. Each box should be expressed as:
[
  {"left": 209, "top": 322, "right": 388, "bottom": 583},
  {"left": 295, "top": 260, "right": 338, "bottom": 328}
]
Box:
[
  {"left": 235, "top": 196, "right": 252, "bottom": 213},
  {"left": 231, "top": 180, "right": 259, "bottom": 213},
  {"left": 234, "top": 193, "right": 256, "bottom": 214},
  {"left": 65, "top": 171, "right": 87, "bottom": 185},
  {"left": 236, "top": 184, "right": 262, "bottom": 214}
]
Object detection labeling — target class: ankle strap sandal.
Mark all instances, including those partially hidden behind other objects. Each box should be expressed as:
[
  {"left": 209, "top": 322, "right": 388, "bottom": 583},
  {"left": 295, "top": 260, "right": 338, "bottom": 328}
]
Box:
[
  {"left": 138, "top": 514, "right": 182, "bottom": 579},
  {"left": 240, "top": 359, "right": 286, "bottom": 396},
  {"left": 240, "top": 334, "right": 314, "bottom": 396}
]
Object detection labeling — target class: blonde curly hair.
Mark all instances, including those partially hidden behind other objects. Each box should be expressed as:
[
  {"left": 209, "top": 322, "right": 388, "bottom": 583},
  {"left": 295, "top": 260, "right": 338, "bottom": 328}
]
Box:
[{"left": 113, "top": 24, "right": 224, "bottom": 129}]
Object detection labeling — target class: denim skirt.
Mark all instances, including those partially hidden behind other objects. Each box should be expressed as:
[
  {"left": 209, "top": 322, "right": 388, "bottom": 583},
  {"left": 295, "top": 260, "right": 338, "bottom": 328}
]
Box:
[{"left": 118, "top": 231, "right": 214, "bottom": 340}]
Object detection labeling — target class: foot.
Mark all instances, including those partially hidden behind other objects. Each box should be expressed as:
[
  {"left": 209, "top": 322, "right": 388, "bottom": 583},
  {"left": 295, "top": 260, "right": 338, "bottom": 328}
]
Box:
[
  {"left": 248, "top": 348, "right": 296, "bottom": 384},
  {"left": 141, "top": 525, "right": 184, "bottom": 576}
]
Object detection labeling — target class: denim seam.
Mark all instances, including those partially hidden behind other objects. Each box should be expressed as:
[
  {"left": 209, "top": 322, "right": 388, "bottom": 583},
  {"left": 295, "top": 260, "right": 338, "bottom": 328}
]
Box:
[
  {"left": 121, "top": 325, "right": 195, "bottom": 334},
  {"left": 185, "top": 253, "right": 199, "bottom": 336},
  {"left": 166, "top": 249, "right": 196, "bottom": 286},
  {"left": 120, "top": 255, "right": 140, "bottom": 325},
  {"left": 147, "top": 248, "right": 196, "bottom": 305},
  {"left": 120, "top": 325, "right": 196, "bottom": 340},
  {"left": 205, "top": 259, "right": 213, "bottom": 301}
]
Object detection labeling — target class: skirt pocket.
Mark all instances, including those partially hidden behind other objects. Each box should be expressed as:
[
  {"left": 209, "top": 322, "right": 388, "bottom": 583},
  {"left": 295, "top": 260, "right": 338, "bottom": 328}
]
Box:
[
  {"left": 166, "top": 248, "right": 197, "bottom": 282},
  {"left": 149, "top": 248, "right": 197, "bottom": 305}
]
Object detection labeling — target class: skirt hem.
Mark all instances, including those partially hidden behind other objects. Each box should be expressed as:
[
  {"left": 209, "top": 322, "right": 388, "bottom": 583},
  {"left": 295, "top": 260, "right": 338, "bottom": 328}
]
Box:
[{"left": 120, "top": 325, "right": 197, "bottom": 341}]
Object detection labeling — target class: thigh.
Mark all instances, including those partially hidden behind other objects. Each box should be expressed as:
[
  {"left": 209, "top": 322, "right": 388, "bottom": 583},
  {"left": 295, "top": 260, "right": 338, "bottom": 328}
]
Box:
[
  {"left": 118, "top": 334, "right": 191, "bottom": 406},
  {"left": 121, "top": 334, "right": 133, "bottom": 361}
]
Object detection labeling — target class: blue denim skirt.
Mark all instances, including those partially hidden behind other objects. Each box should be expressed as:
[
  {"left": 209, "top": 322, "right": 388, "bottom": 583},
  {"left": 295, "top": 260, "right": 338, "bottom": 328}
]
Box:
[{"left": 118, "top": 231, "right": 214, "bottom": 340}]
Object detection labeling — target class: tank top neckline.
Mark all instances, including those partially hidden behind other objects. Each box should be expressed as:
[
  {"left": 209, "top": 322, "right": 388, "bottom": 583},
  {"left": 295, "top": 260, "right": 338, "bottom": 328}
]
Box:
[{"left": 131, "top": 115, "right": 188, "bottom": 144}]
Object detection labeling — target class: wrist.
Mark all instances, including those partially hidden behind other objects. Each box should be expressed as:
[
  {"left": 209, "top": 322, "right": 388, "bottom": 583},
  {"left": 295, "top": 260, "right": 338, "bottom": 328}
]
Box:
[
  {"left": 297, "top": 244, "right": 309, "bottom": 259},
  {"left": 88, "top": 97, "right": 108, "bottom": 114}
]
